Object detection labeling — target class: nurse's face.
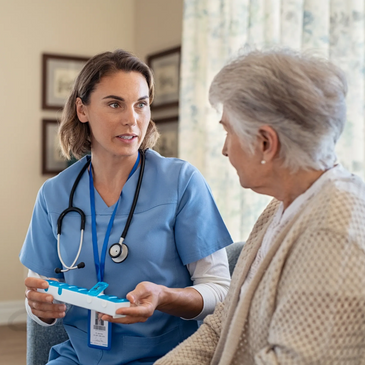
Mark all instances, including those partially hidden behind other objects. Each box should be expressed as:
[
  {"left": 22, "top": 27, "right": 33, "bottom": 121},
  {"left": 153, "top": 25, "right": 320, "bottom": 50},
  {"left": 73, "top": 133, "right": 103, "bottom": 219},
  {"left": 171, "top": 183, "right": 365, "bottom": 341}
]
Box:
[{"left": 76, "top": 70, "right": 151, "bottom": 160}]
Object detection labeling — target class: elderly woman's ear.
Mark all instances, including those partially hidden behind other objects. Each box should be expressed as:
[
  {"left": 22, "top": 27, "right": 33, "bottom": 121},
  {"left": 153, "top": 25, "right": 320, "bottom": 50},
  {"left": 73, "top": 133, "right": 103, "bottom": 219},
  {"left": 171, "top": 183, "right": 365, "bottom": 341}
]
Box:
[{"left": 257, "top": 125, "right": 279, "bottom": 164}]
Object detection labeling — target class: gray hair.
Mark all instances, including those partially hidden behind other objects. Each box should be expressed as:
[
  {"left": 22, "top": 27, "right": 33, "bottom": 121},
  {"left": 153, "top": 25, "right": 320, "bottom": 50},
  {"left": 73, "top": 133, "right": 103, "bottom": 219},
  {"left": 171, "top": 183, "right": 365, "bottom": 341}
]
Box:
[{"left": 209, "top": 48, "right": 348, "bottom": 171}]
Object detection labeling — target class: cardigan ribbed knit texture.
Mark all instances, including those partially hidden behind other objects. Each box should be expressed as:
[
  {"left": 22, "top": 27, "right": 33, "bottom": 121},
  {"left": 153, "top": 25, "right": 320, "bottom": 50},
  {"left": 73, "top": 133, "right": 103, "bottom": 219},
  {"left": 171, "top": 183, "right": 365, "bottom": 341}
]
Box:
[{"left": 155, "top": 169, "right": 365, "bottom": 365}]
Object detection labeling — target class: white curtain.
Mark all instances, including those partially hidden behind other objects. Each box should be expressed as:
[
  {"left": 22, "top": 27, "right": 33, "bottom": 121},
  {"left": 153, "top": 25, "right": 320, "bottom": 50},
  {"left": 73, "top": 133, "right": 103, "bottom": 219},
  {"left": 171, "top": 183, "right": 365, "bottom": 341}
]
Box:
[{"left": 179, "top": 0, "right": 365, "bottom": 242}]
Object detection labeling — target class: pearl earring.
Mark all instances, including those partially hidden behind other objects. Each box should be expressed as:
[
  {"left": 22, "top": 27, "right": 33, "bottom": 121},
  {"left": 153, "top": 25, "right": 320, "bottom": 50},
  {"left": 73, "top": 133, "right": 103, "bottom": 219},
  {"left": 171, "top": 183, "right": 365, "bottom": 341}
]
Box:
[{"left": 261, "top": 160, "right": 266, "bottom": 165}]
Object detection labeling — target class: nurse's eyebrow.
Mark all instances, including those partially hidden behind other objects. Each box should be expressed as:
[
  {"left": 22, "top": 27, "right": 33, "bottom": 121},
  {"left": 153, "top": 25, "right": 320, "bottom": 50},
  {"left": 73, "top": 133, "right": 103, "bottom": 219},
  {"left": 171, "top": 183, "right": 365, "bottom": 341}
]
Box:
[{"left": 103, "top": 95, "right": 149, "bottom": 101}]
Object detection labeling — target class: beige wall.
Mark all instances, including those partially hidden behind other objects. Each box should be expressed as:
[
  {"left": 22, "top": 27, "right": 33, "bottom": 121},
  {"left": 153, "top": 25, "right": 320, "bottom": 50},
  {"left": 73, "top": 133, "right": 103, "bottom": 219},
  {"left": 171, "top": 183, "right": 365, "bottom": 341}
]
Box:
[
  {"left": 135, "top": 0, "right": 184, "bottom": 126},
  {"left": 134, "top": 0, "right": 183, "bottom": 62},
  {"left": 0, "top": 0, "right": 183, "bottom": 310}
]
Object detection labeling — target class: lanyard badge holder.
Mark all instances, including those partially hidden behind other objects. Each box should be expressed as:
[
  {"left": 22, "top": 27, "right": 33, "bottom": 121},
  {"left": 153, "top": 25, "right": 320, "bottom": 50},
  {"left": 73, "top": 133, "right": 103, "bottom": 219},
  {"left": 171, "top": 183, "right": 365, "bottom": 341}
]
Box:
[
  {"left": 87, "top": 151, "right": 144, "bottom": 350},
  {"left": 87, "top": 282, "right": 112, "bottom": 350}
]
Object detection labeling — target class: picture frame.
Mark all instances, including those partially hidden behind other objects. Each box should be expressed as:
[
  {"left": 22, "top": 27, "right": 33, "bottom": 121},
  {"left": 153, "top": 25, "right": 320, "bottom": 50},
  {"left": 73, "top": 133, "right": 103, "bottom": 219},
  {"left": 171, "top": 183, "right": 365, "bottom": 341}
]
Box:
[
  {"left": 42, "top": 53, "right": 89, "bottom": 110},
  {"left": 147, "top": 46, "right": 181, "bottom": 110},
  {"left": 42, "top": 119, "right": 68, "bottom": 174},
  {"left": 153, "top": 116, "right": 179, "bottom": 158}
]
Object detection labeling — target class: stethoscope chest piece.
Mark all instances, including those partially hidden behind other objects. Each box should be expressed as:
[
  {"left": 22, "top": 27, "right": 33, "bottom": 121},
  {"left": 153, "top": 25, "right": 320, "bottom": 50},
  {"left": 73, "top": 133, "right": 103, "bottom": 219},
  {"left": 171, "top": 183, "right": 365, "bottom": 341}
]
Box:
[{"left": 109, "top": 243, "right": 129, "bottom": 263}]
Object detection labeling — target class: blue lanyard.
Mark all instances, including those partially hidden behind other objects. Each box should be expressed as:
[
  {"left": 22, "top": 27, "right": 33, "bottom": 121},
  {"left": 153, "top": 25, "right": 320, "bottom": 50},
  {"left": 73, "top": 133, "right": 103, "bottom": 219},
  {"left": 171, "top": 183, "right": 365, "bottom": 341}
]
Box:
[{"left": 89, "top": 153, "right": 140, "bottom": 282}]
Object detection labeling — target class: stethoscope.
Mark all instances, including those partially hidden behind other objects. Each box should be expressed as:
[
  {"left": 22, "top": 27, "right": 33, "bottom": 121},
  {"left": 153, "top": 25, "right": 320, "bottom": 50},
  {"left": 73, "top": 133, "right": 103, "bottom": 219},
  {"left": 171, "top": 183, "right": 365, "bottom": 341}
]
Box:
[{"left": 55, "top": 149, "right": 146, "bottom": 274}]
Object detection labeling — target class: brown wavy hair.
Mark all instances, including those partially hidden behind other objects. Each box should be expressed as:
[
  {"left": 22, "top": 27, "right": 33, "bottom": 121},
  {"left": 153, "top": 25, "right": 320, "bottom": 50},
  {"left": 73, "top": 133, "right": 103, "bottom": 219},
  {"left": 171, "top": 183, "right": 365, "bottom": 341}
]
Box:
[{"left": 59, "top": 49, "right": 159, "bottom": 159}]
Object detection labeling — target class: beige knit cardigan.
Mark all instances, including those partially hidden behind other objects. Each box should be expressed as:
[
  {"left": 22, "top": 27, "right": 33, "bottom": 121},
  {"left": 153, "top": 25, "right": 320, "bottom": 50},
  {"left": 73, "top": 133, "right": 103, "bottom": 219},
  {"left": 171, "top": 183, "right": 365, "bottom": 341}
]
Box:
[{"left": 156, "top": 171, "right": 365, "bottom": 365}]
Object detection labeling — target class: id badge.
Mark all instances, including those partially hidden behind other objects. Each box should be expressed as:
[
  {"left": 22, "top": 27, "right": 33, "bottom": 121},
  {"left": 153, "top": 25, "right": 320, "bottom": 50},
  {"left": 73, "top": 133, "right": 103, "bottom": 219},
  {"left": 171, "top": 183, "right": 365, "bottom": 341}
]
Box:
[{"left": 88, "top": 310, "right": 112, "bottom": 350}]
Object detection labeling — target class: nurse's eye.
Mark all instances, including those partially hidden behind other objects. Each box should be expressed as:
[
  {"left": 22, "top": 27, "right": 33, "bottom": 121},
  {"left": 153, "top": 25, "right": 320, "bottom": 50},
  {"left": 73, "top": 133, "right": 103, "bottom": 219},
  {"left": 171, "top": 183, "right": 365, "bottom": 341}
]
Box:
[
  {"left": 109, "top": 102, "right": 120, "bottom": 109},
  {"left": 136, "top": 101, "right": 148, "bottom": 109}
]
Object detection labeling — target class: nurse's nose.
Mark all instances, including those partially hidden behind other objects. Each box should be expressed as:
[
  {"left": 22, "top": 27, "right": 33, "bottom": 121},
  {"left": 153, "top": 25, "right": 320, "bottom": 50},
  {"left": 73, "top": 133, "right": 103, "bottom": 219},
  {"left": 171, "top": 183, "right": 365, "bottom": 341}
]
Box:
[{"left": 121, "top": 106, "right": 137, "bottom": 126}]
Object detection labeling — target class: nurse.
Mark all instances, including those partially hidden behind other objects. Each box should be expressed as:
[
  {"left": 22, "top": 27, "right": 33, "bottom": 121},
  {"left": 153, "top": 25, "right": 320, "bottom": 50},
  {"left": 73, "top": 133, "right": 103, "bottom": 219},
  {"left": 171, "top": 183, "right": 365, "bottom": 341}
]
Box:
[{"left": 20, "top": 49, "right": 233, "bottom": 365}]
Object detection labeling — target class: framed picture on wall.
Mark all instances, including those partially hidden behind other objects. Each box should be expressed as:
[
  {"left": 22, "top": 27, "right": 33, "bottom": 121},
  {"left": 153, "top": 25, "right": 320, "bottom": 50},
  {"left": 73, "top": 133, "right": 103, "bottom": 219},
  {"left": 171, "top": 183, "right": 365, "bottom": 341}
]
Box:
[
  {"left": 42, "top": 119, "right": 68, "bottom": 174},
  {"left": 153, "top": 116, "right": 179, "bottom": 157},
  {"left": 147, "top": 46, "right": 181, "bottom": 110},
  {"left": 42, "top": 53, "right": 89, "bottom": 110}
]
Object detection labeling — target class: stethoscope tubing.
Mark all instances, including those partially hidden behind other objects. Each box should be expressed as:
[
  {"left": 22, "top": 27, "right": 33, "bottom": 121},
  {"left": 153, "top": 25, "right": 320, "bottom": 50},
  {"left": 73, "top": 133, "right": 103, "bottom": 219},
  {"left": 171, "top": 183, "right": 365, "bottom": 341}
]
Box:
[
  {"left": 57, "top": 230, "right": 84, "bottom": 271},
  {"left": 55, "top": 150, "right": 146, "bottom": 273},
  {"left": 120, "top": 150, "right": 146, "bottom": 241},
  {"left": 57, "top": 159, "right": 90, "bottom": 235}
]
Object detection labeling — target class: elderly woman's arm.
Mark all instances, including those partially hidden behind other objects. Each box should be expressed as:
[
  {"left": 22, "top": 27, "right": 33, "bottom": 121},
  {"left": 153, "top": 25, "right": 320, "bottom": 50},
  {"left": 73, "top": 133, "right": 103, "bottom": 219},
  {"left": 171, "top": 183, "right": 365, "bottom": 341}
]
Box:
[{"left": 255, "top": 229, "right": 365, "bottom": 364}]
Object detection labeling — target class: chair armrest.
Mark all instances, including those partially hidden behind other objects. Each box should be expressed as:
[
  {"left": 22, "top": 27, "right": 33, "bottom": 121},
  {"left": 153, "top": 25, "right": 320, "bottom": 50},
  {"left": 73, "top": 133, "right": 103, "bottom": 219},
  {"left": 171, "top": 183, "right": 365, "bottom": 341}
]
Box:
[
  {"left": 226, "top": 241, "right": 245, "bottom": 276},
  {"left": 26, "top": 316, "right": 68, "bottom": 365}
]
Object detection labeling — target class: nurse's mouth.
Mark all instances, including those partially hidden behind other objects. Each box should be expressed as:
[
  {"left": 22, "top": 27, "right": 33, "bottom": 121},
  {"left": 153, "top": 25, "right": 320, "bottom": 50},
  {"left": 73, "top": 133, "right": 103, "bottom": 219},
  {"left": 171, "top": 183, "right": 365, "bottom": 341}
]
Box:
[{"left": 117, "top": 134, "right": 137, "bottom": 142}]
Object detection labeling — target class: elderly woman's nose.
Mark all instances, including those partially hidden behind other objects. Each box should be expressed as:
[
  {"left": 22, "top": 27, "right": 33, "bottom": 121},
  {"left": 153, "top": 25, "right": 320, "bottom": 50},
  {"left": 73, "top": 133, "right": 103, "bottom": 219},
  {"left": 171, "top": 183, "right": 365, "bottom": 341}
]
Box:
[{"left": 222, "top": 140, "right": 228, "bottom": 157}]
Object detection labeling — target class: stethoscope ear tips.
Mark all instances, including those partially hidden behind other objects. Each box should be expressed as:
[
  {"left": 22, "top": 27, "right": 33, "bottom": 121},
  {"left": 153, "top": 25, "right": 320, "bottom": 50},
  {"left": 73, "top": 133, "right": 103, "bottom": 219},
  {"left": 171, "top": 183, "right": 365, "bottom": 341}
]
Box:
[{"left": 109, "top": 243, "right": 129, "bottom": 263}]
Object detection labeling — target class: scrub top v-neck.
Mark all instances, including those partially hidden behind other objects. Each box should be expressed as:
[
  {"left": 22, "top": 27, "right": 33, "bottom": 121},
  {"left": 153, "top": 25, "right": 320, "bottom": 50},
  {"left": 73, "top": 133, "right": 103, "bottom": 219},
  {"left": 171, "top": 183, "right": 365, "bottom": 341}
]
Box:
[{"left": 20, "top": 149, "right": 233, "bottom": 364}]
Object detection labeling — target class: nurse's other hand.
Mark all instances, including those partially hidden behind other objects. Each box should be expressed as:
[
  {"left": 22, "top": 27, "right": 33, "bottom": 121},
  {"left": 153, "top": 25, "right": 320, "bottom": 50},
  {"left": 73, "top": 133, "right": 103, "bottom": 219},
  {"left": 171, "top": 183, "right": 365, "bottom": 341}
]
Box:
[
  {"left": 25, "top": 277, "right": 66, "bottom": 324},
  {"left": 100, "top": 281, "right": 163, "bottom": 324}
]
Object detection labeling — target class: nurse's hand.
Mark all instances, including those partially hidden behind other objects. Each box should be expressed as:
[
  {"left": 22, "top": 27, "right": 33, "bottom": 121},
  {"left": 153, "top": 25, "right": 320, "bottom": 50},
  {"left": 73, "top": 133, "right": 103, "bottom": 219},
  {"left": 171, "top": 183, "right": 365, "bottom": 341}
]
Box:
[
  {"left": 100, "top": 281, "right": 162, "bottom": 324},
  {"left": 25, "top": 277, "right": 66, "bottom": 324},
  {"left": 99, "top": 281, "right": 203, "bottom": 324}
]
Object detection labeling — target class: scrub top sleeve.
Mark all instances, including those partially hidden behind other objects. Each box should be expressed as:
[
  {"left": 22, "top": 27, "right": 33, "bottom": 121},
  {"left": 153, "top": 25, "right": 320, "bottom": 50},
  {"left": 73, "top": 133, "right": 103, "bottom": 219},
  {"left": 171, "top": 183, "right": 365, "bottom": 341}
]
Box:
[
  {"left": 19, "top": 185, "right": 64, "bottom": 279},
  {"left": 174, "top": 168, "right": 232, "bottom": 265}
]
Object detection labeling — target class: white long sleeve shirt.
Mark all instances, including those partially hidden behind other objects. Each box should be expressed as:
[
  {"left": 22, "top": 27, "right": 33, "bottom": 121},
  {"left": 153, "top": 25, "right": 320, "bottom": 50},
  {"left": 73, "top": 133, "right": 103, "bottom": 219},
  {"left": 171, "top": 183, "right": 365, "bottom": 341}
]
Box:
[{"left": 26, "top": 248, "right": 231, "bottom": 326}]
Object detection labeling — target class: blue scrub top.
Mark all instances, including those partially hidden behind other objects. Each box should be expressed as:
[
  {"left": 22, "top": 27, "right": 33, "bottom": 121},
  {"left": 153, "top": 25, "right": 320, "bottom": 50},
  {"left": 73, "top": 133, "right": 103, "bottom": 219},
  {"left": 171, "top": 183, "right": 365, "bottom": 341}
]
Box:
[{"left": 20, "top": 149, "right": 232, "bottom": 365}]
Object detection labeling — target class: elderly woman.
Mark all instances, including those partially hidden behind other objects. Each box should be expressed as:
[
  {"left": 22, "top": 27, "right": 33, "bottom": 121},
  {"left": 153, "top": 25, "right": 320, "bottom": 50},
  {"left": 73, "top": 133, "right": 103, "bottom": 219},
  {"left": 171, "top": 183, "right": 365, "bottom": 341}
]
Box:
[{"left": 155, "top": 48, "right": 365, "bottom": 364}]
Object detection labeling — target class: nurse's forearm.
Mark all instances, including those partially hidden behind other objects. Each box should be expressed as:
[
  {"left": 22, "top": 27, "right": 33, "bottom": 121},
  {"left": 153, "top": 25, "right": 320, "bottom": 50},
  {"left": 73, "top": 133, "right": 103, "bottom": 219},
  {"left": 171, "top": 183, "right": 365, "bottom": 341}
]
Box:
[
  {"left": 156, "top": 286, "right": 203, "bottom": 319},
  {"left": 121, "top": 281, "right": 204, "bottom": 322}
]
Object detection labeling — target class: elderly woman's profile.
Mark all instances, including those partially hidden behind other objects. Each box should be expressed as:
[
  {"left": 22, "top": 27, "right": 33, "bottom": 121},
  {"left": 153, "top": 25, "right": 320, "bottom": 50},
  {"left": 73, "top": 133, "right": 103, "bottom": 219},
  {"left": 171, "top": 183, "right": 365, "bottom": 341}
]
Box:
[{"left": 155, "top": 48, "right": 365, "bottom": 364}]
